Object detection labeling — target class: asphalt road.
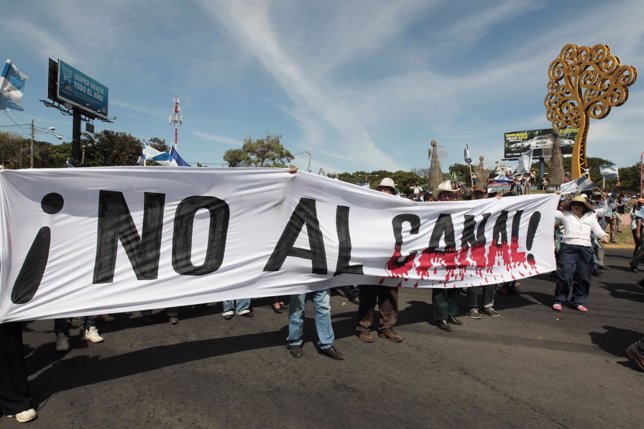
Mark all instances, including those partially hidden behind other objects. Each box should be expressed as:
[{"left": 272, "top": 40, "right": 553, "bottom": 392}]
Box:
[{"left": 2, "top": 248, "right": 642, "bottom": 429}]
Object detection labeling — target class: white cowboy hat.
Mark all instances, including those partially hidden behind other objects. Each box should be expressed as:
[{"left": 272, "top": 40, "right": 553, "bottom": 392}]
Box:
[
  {"left": 376, "top": 177, "right": 398, "bottom": 194},
  {"left": 436, "top": 180, "right": 456, "bottom": 194}
]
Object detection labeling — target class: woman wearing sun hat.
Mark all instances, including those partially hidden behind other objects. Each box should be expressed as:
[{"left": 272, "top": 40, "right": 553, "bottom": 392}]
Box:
[{"left": 552, "top": 194, "right": 608, "bottom": 312}]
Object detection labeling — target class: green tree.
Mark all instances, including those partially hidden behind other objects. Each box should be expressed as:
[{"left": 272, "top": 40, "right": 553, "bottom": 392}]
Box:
[
  {"left": 447, "top": 163, "right": 472, "bottom": 184},
  {"left": 0, "top": 131, "right": 27, "bottom": 169},
  {"left": 82, "top": 130, "right": 142, "bottom": 167},
  {"left": 617, "top": 163, "right": 640, "bottom": 193},
  {"left": 148, "top": 137, "right": 169, "bottom": 153},
  {"left": 223, "top": 134, "right": 293, "bottom": 167},
  {"left": 37, "top": 141, "right": 73, "bottom": 168}
]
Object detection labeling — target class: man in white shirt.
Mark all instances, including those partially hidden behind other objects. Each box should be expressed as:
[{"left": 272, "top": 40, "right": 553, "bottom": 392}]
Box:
[{"left": 552, "top": 195, "right": 608, "bottom": 313}]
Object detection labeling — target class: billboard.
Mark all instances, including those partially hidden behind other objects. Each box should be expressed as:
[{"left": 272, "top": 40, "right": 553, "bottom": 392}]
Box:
[
  {"left": 503, "top": 128, "right": 578, "bottom": 159},
  {"left": 56, "top": 60, "right": 109, "bottom": 119}
]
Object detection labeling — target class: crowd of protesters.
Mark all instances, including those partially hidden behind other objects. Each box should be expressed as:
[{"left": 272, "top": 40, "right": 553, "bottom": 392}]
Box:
[{"left": 2, "top": 174, "right": 644, "bottom": 424}]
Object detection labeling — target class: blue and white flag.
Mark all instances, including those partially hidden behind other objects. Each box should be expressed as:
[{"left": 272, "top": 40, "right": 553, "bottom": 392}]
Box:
[
  {"left": 560, "top": 175, "right": 595, "bottom": 195},
  {"left": 599, "top": 163, "right": 619, "bottom": 179},
  {"left": 464, "top": 145, "right": 472, "bottom": 165},
  {"left": 137, "top": 145, "right": 175, "bottom": 166},
  {"left": 170, "top": 146, "right": 190, "bottom": 166},
  {"left": 0, "top": 59, "right": 28, "bottom": 111}
]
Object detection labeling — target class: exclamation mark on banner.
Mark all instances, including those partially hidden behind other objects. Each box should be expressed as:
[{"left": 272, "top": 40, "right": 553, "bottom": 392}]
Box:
[{"left": 526, "top": 212, "right": 541, "bottom": 265}]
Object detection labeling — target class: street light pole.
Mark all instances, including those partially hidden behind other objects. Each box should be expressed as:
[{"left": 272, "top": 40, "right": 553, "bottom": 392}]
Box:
[{"left": 30, "top": 118, "right": 34, "bottom": 168}]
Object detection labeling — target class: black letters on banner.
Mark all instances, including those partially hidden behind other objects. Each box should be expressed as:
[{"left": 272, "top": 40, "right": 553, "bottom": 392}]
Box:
[
  {"left": 93, "top": 191, "right": 165, "bottom": 283},
  {"left": 172, "top": 196, "right": 230, "bottom": 276},
  {"left": 461, "top": 213, "right": 490, "bottom": 249},
  {"left": 335, "top": 205, "right": 363, "bottom": 275},
  {"left": 264, "top": 198, "right": 327, "bottom": 274},
  {"left": 428, "top": 213, "right": 456, "bottom": 250},
  {"left": 491, "top": 210, "right": 509, "bottom": 245}
]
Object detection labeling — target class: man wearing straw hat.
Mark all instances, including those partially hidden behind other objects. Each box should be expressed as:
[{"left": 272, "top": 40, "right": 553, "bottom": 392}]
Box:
[
  {"left": 355, "top": 178, "right": 404, "bottom": 343},
  {"left": 552, "top": 194, "right": 608, "bottom": 313},
  {"left": 431, "top": 180, "right": 464, "bottom": 332}
]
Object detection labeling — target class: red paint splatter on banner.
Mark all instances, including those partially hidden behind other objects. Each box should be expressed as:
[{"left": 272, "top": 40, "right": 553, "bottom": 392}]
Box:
[
  {"left": 470, "top": 244, "right": 488, "bottom": 276},
  {"left": 510, "top": 237, "right": 526, "bottom": 265},
  {"left": 416, "top": 250, "right": 443, "bottom": 280},
  {"left": 487, "top": 241, "right": 511, "bottom": 273},
  {"left": 385, "top": 244, "right": 416, "bottom": 280}
]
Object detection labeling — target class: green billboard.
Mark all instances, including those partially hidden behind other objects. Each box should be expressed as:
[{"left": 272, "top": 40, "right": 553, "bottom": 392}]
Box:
[{"left": 57, "top": 60, "right": 109, "bottom": 119}]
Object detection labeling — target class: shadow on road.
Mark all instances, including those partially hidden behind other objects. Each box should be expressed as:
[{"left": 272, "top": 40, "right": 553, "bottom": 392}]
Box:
[
  {"left": 588, "top": 325, "right": 642, "bottom": 358},
  {"left": 26, "top": 324, "right": 290, "bottom": 406},
  {"left": 601, "top": 283, "right": 644, "bottom": 304}
]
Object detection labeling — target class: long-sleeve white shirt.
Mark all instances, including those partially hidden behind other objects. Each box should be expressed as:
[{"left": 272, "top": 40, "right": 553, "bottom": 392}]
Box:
[{"left": 555, "top": 210, "right": 607, "bottom": 247}]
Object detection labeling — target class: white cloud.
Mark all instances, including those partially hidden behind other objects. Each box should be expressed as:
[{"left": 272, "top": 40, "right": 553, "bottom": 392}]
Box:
[
  {"left": 192, "top": 131, "right": 241, "bottom": 146},
  {"left": 196, "top": 0, "right": 408, "bottom": 171}
]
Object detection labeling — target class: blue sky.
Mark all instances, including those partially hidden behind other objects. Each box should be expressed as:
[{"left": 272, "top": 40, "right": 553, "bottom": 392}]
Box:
[{"left": 1, "top": 0, "right": 643, "bottom": 173}]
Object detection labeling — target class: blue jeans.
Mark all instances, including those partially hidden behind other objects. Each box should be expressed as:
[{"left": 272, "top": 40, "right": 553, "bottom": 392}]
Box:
[
  {"left": 287, "top": 290, "right": 334, "bottom": 349},
  {"left": 223, "top": 299, "right": 251, "bottom": 313},
  {"left": 80, "top": 316, "right": 96, "bottom": 330},
  {"left": 554, "top": 243, "right": 593, "bottom": 306}
]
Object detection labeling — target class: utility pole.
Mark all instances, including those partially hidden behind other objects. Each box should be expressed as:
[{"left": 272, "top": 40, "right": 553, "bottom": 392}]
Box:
[{"left": 30, "top": 118, "right": 34, "bottom": 168}]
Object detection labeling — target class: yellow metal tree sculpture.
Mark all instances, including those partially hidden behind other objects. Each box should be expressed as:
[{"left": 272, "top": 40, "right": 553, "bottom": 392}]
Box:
[{"left": 545, "top": 44, "right": 637, "bottom": 178}]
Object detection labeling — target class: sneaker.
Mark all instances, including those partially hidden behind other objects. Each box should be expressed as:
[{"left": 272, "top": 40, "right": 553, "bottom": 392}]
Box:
[
  {"left": 7, "top": 408, "right": 37, "bottom": 423},
  {"left": 222, "top": 310, "right": 234, "bottom": 320},
  {"left": 625, "top": 343, "right": 644, "bottom": 371},
  {"left": 552, "top": 303, "right": 563, "bottom": 312},
  {"left": 482, "top": 307, "right": 500, "bottom": 317},
  {"left": 168, "top": 316, "right": 179, "bottom": 325},
  {"left": 82, "top": 326, "right": 104, "bottom": 343},
  {"left": 575, "top": 305, "right": 588, "bottom": 313},
  {"left": 55, "top": 332, "right": 70, "bottom": 352},
  {"left": 468, "top": 309, "right": 482, "bottom": 319},
  {"left": 357, "top": 330, "right": 375, "bottom": 343},
  {"left": 236, "top": 309, "right": 253, "bottom": 317}
]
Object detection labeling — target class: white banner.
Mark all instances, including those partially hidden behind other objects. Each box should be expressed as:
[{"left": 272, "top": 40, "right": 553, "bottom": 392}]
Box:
[{"left": 0, "top": 167, "right": 558, "bottom": 322}]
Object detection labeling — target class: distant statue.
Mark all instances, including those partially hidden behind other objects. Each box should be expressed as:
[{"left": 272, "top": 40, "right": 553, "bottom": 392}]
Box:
[{"left": 428, "top": 140, "right": 443, "bottom": 191}]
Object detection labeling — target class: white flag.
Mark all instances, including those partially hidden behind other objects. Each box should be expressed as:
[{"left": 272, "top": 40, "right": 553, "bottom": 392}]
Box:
[
  {"left": 516, "top": 149, "right": 533, "bottom": 174},
  {"left": 599, "top": 163, "right": 618, "bottom": 179},
  {"left": 464, "top": 145, "right": 472, "bottom": 165}
]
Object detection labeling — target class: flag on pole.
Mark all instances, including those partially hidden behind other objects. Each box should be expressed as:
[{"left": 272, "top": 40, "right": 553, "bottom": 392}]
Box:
[
  {"left": 560, "top": 175, "right": 595, "bottom": 195},
  {"left": 0, "top": 59, "right": 28, "bottom": 111},
  {"left": 599, "top": 163, "right": 619, "bottom": 179},
  {"left": 170, "top": 146, "right": 190, "bottom": 166},
  {"left": 464, "top": 145, "right": 472, "bottom": 165},
  {"left": 137, "top": 145, "right": 175, "bottom": 166},
  {"left": 516, "top": 149, "right": 533, "bottom": 174}
]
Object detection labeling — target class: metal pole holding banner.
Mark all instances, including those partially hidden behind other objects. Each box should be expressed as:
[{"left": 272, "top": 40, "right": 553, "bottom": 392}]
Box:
[
  {"left": 640, "top": 152, "right": 644, "bottom": 197},
  {"left": 72, "top": 108, "right": 81, "bottom": 166},
  {"left": 29, "top": 119, "right": 34, "bottom": 169}
]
